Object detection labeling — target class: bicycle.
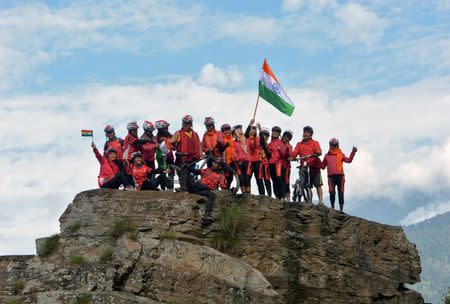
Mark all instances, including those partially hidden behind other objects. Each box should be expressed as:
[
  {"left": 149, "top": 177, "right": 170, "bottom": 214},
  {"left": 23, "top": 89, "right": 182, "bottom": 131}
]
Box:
[{"left": 292, "top": 155, "right": 313, "bottom": 203}]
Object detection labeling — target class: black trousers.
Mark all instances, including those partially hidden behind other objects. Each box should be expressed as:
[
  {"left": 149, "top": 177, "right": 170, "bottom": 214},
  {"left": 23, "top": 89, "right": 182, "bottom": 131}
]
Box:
[
  {"left": 238, "top": 161, "right": 251, "bottom": 188},
  {"left": 187, "top": 177, "right": 215, "bottom": 214},
  {"left": 140, "top": 174, "right": 165, "bottom": 190},
  {"left": 269, "top": 164, "right": 285, "bottom": 200},
  {"left": 328, "top": 175, "right": 345, "bottom": 209},
  {"left": 101, "top": 171, "right": 133, "bottom": 189},
  {"left": 249, "top": 161, "right": 265, "bottom": 195}
]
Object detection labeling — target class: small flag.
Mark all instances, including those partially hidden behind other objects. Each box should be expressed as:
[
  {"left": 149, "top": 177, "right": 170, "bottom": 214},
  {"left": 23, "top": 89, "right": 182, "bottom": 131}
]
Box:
[
  {"left": 258, "top": 59, "right": 295, "bottom": 116},
  {"left": 81, "top": 129, "right": 93, "bottom": 137}
]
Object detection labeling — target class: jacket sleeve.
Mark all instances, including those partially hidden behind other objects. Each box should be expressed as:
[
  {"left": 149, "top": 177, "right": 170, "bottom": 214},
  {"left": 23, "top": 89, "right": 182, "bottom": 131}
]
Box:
[
  {"left": 321, "top": 155, "right": 328, "bottom": 169},
  {"left": 314, "top": 141, "right": 322, "bottom": 156},
  {"left": 291, "top": 144, "right": 299, "bottom": 159},
  {"left": 343, "top": 150, "right": 356, "bottom": 163},
  {"left": 202, "top": 133, "right": 209, "bottom": 153},
  {"left": 244, "top": 125, "right": 251, "bottom": 138},
  {"left": 93, "top": 147, "right": 105, "bottom": 164},
  {"left": 103, "top": 142, "right": 109, "bottom": 156}
]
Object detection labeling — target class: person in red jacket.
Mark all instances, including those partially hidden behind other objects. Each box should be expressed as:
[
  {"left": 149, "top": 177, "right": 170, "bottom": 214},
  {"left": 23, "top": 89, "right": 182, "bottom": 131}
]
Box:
[
  {"left": 103, "top": 125, "right": 124, "bottom": 160},
  {"left": 187, "top": 157, "right": 234, "bottom": 225},
  {"left": 321, "top": 138, "right": 357, "bottom": 212},
  {"left": 290, "top": 126, "right": 323, "bottom": 205},
  {"left": 257, "top": 124, "right": 272, "bottom": 197},
  {"left": 233, "top": 124, "right": 252, "bottom": 193},
  {"left": 155, "top": 119, "right": 175, "bottom": 190},
  {"left": 140, "top": 120, "right": 157, "bottom": 169},
  {"left": 130, "top": 151, "right": 165, "bottom": 190},
  {"left": 245, "top": 119, "right": 265, "bottom": 195},
  {"left": 267, "top": 126, "right": 286, "bottom": 200},
  {"left": 281, "top": 130, "right": 294, "bottom": 202},
  {"left": 123, "top": 121, "right": 140, "bottom": 162},
  {"left": 202, "top": 117, "right": 223, "bottom": 164},
  {"left": 92, "top": 142, "right": 133, "bottom": 190},
  {"left": 168, "top": 115, "right": 202, "bottom": 191}
]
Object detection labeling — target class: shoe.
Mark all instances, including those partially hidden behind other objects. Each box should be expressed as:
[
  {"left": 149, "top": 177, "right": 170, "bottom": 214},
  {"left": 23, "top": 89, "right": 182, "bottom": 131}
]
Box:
[
  {"left": 201, "top": 212, "right": 214, "bottom": 226},
  {"left": 124, "top": 186, "right": 136, "bottom": 191}
]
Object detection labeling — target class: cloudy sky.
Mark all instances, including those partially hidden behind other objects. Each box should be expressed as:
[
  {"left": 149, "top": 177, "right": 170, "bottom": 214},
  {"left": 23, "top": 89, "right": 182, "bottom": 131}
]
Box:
[{"left": 1, "top": 0, "right": 449, "bottom": 254}]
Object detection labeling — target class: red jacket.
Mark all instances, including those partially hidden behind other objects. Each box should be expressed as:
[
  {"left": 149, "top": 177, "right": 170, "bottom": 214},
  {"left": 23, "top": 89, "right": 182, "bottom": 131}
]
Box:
[
  {"left": 199, "top": 168, "right": 227, "bottom": 190},
  {"left": 104, "top": 138, "right": 124, "bottom": 160},
  {"left": 291, "top": 139, "right": 322, "bottom": 169},
  {"left": 249, "top": 135, "right": 262, "bottom": 162},
  {"left": 282, "top": 142, "right": 293, "bottom": 169},
  {"left": 177, "top": 129, "right": 202, "bottom": 162},
  {"left": 234, "top": 137, "right": 252, "bottom": 162},
  {"left": 267, "top": 138, "right": 285, "bottom": 164},
  {"left": 94, "top": 147, "right": 119, "bottom": 186},
  {"left": 322, "top": 149, "right": 355, "bottom": 176},
  {"left": 202, "top": 129, "right": 223, "bottom": 157},
  {"left": 123, "top": 133, "right": 139, "bottom": 161},
  {"left": 139, "top": 135, "right": 157, "bottom": 164},
  {"left": 130, "top": 164, "right": 153, "bottom": 189}
]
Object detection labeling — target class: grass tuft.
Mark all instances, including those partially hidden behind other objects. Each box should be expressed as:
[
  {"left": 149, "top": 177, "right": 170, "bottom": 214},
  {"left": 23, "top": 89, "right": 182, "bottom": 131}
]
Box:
[
  {"left": 181, "top": 299, "right": 201, "bottom": 304},
  {"left": 72, "top": 293, "right": 92, "bottom": 304},
  {"left": 67, "top": 254, "right": 87, "bottom": 265},
  {"left": 39, "top": 234, "right": 60, "bottom": 256},
  {"left": 11, "top": 279, "right": 26, "bottom": 295},
  {"left": 212, "top": 204, "right": 244, "bottom": 253},
  {"left": 66, "top": 222, "right": 81, "bottom": 234},
  {"left": 160, "top": 230, "right": 177, "bottom": 240},
  {"left": 99, "top": 247, "right": 113, "bottom": 263},
  {"left": 110, "top": 218, "right": 136, "bottom": 239},
  {"left": 4, "top": 297, "right": 23, "bottom": 304}
]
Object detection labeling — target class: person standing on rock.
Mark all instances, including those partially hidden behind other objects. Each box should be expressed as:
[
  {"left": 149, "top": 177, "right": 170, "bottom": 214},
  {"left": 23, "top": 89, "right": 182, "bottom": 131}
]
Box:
[
  {"left": 281, "top": 130, "right": 294, "bottom": 202},
  {"left": 267, "top": 126, "right": 286, "bottom": 200},
  {"left": 219, "top": 123, "right": 239, "bottom": 189},
  {"left": 244, "top": 119, "right": 265, "bottom": 195},
  {"left": 202, "top": 117, "right": 223, "bottom": 167},
  {"left": 155, "top": 119, "right": 175, "bottom": 190},
  {"left": 103, "top": 125, "right": 124, "bottom": 160},
  {"left": 290, "top": 126, "right": 323, "bottom": 205},
  {"left": 91, "top": 142, "right": 134, "bottom": 190},
  {"left": 257, "top": 124, "right": 272, "bottom": 197},
  {"left": 168, "top": 115, "right": 202, "bottom": 192},
  {"left": 321, "top": 138, "right": 357, "bottom": 212},
  {"left": 233, "top": 124, "right": 252, "bottom": 194}
]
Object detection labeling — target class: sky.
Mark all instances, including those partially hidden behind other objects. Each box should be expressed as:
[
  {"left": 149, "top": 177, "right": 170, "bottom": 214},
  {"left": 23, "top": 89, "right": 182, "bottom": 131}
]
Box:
[{"left": 1, "top": 0, "right": 449, "bottom": 254}]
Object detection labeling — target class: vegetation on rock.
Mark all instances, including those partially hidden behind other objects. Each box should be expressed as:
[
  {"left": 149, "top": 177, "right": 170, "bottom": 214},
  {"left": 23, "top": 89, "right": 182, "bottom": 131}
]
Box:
[
  {"left": 212, "top": 204, "right": 244, "bottom": 252},
  {"left": 39, "top": 234, "right": 60, "bottom": 256}
]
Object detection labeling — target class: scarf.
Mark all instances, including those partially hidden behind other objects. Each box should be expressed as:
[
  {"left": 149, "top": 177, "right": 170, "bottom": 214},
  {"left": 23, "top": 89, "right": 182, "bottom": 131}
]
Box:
[{"left": 329, "top": 147, "right": 343, "bottom": 174}]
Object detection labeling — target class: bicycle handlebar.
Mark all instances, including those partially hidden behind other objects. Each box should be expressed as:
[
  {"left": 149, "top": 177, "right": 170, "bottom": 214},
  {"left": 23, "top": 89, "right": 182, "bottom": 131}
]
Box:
[{"left": 292, "top": 154, "right": 313, "bottom": 162}]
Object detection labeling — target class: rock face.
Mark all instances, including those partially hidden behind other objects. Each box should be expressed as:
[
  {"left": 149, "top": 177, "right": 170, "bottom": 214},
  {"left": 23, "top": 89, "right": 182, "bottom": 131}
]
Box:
[{"left": 0, "top": 189, "right": 424, "bottom": 303}]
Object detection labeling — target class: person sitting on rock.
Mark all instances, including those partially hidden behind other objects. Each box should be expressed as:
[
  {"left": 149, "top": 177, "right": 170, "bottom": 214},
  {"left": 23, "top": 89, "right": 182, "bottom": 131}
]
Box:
[
  {"left": 187, "top": 157, "right": 234, "bottom": 224},
  {"left": 92, "top": 142, "right": 134, "bottom": 190},
  {"left": 103, "top": 124, "right": 124, "bottom": 160},
  {"left": 321, "top": 138, "right": 357, "bottom": 212},
  {"left": 130, "top": 151, "right": 165, "bottom": 190}
]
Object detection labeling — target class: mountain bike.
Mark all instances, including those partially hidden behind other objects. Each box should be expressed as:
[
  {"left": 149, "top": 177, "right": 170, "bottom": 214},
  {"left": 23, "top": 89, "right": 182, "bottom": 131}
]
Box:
[{"left": 292, "top": 155, "right": 313, "bottom": 203}]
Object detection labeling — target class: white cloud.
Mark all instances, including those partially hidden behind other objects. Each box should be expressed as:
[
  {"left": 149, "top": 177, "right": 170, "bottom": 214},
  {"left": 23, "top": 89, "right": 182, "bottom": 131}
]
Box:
[
  {"left": 400, "top": 201, "right": 450, "bottom": 226},
  {"left": 282, "top": 0, "right": 304, "bottom": 12},
  {"left": 333, "top": 3, "right": 386, "bottom": 47},
  {"left": 219, "top": 16, "right": 280, "bottom": 43},
  {"left": 197, "top": 64, "right": 244, "bottom": 89}
]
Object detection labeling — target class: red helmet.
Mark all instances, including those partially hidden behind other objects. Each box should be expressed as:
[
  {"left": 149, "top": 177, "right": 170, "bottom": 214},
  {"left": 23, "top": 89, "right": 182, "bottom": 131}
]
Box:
[
  {"left": 182, "top": 115, "right": 193, "bottom": 124},
  {"left": 127, "top": 121, "right": 139, "bottom": 131},
  {"left": 221, "top": 124, "right": 231, "bottom": 131},
  {"left": 329, "top": 138, "right": 339, "bottom": 146},
  {"left": 155, "top": 120, "right": 170, "bottom": 129},
  {"left": 104, "top": 125, "right": 114, "bottom": 133},
  {"left": 204, "top": 117, "right": 215, "bottom": 126},
  {"left": 143, "top": 120, "right": 155, "bottom": 132}
]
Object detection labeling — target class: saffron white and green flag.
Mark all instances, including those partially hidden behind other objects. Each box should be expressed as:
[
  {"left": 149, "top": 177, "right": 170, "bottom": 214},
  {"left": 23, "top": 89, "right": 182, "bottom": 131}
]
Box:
[{"left": 258, "top": 59, "right": 295, "bottom": 116}]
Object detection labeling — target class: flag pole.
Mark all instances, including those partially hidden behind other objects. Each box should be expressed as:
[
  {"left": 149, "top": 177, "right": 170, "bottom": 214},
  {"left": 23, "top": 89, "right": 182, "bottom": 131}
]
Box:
[{"left": 252, "top": 93, "right": 260, "bottom": 120}]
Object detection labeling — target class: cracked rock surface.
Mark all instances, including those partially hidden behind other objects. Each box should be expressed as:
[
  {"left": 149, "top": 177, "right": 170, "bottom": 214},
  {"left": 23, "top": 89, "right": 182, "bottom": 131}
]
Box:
[{"left": 0, "top": 189, "right": 423, "bottom": 303}]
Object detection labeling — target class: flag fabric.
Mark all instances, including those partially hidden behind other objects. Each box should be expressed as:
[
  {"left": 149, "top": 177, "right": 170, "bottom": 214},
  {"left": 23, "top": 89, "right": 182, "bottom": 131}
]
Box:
[
  {"left": 81, "top": 129, "right": 93, "bottom": 137},
  {"left": 258, "top": 59, "right": 295, "bottom": 116}
]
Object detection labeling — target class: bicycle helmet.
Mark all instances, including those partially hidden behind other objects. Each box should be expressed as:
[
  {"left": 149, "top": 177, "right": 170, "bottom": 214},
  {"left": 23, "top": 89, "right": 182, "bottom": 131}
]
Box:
[
  {"left": 303, "top": 126, "right": 314, "bottom": 135},
  {"left": 220, "top": 124, "right": 231, "bottom": 131},
  {"left": 105, "top": 147, "right": 117, "bottom": 155},
  {"left": 131, "top": 151, "right": 142, "bottom": 162},
  {"left": 283, "top": 129, "right": 294, "bottom": 140},
  {"left": 261, "top": 128, "right": 270, "bottom": 137},
  {"left": 143, "top": 120, "right": 155, "bottom": 132},
  {"left": 127, "top": 121, "right": 139, "bottom": 131},
  {"left": 104, "top": 125, "right": 115, "bottom": 133},
  {"left": 204, "top": 117, "right": 215, "bottom": 126},
  {"left": 182, "top": 115, "right": 193, "bottom": 124},
  {"left": 155, "top": 120, "right": 170, "bottom": 130},
  {"left": 272, "top": 126, "right": 282, "bottom": 133},
  {"left": 329, "top": 138, "right": 339, "bottom": 146}
]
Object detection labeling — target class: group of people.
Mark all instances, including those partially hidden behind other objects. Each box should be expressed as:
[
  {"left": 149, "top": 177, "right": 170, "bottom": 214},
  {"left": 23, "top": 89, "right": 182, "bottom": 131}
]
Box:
[{"left": 91, "top": 115, "right": 357, "bottom": 223}]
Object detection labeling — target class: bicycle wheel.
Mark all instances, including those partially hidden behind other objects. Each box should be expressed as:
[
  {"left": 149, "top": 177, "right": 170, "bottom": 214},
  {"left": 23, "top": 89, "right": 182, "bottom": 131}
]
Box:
[{"left": 167, "top": 164, "right": 181, "bottom": 187}]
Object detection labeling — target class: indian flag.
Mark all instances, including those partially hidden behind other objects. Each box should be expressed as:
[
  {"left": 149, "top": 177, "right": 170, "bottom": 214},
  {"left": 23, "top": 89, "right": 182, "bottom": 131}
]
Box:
[
  {"left": 81, "top": 129, "right": 93, "bottom": 137},
  {"left": 258, "top": 59, "right": 295, "bottom": 116}
]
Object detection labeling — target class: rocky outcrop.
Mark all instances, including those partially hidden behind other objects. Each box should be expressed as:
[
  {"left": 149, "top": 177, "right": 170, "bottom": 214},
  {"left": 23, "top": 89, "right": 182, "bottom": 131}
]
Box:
[{"left": 0, "top": 189, "right": 424, "bottom": 303}]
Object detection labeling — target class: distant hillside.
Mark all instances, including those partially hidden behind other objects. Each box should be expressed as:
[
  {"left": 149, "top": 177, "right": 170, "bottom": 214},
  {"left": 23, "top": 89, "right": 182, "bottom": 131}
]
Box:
[{"left": 404, "top": 211, "right": 450, "bottom": 304}]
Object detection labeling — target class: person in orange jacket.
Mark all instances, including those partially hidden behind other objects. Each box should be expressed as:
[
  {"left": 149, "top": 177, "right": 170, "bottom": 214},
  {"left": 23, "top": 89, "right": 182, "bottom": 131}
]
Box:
[
  {"left": 103, "top": 125, "right": 124, "bottom": 160},
  {"left": 281, "top": 130, "right": 294, "bottom": 202},
  {"left": 321, "top": 138, "right": 357, "bottom": 212},
  {"left": 202, "top": 117, "right": 223, "bottom": 165},
  {"left": 220, "top": 123, "right": 238, "bottom": 188},
  {"left": 257, "top": 124, "right": 272, "bottom": 197},
  {"left": 130, "top": 151, "right": 166, "bottom": 190},
  {"left": 245, "top": 119, "right": 265, "bottom": 195},
  {"left": 92, "top": 142, "right": 133, "bottom": 190},
  {"left": 168, "top": 115, "right": 202, "bottom": 192},
  {"left": 233, "top": 124, "right": 252, "bottom": 193},
  {"left": 290, "top": 126, "right": 323, "bottom": 205}
]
